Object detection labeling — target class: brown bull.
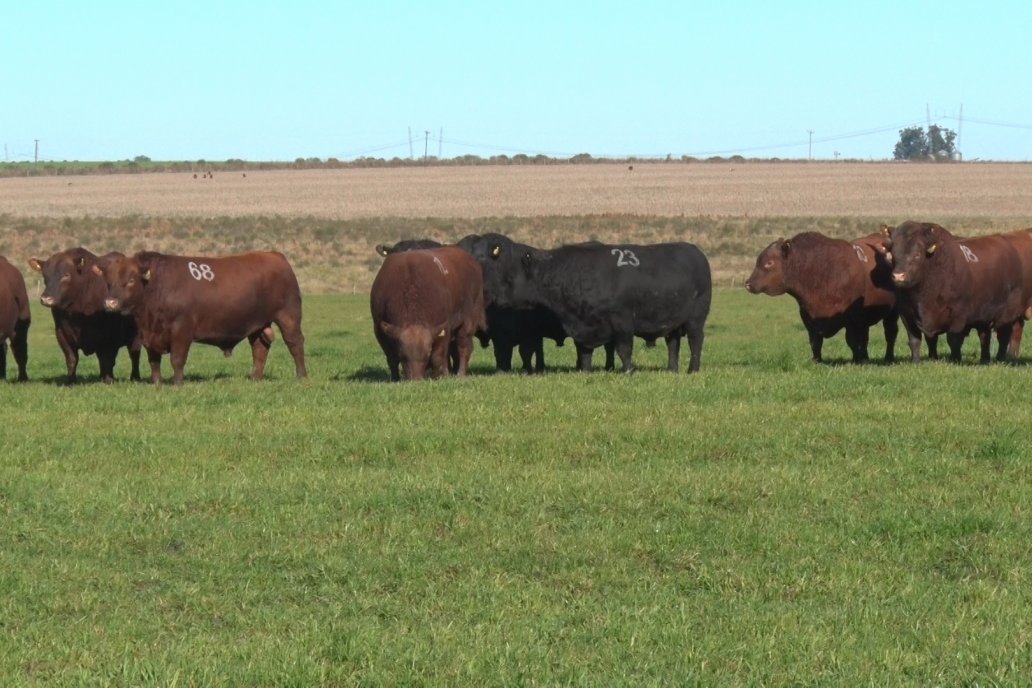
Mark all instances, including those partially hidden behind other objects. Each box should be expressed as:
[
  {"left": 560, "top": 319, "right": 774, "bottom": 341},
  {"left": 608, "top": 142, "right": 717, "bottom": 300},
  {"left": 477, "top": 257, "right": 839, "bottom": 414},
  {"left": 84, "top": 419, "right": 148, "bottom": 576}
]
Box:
[
  {"left": 94, "top": 251, "right": 307, "bottom": 384},
  {"left": 370, "top": 246, "right": 486, "bottom": 381},
  {"left": 0, "top": 256, "right": 30, "bottom": 381},
  {"left": 745, "top": 231, "right": 898, "bottom": 362},
  {"left": 883, "top": 221, "right": 1025, "bottom": 363},
  {"left": 29, "top": 248, "right": 141, "bottom": 383}
]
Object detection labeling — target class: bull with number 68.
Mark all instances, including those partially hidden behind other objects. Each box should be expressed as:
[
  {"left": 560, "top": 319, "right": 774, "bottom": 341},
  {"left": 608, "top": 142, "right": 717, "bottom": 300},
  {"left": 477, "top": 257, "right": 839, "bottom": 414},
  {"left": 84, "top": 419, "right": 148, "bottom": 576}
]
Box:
[{"left": 92, "top": 251, "right": 308, "bottom": 384}]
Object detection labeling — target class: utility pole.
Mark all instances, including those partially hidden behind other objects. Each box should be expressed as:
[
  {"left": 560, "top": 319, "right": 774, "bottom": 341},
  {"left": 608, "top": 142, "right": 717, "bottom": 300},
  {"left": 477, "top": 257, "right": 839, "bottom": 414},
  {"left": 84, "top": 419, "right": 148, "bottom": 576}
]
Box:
[
  {"left": 408, "top": 127, "right": 414, "bottom": 159},
  {"left": 807, "top": 130, "right": 813, "bottom": 160},
  {"left": 438, "top": 127, "right": 443, "bottom": 159},
  {"left": 424, "top": 130, "right": 429, "bottom": 161},
  {"left": 34, "top": 139, "right": 39, "bottom": 163}
]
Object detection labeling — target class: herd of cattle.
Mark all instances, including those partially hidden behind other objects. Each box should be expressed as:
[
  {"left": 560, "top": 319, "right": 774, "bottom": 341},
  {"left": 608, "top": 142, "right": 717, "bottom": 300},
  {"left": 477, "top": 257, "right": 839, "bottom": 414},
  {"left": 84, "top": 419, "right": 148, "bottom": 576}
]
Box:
[{"left": 0, "top": 219, "right": 1028, "bottom": 383}]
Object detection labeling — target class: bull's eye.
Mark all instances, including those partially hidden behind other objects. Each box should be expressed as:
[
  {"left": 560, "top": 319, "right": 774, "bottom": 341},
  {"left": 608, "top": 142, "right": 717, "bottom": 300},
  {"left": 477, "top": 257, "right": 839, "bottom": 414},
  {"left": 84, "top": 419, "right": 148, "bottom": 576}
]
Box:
[
  {"left": 763, "top": 261, "right": 774, "bottom": 269},
  {"left": 60, "top": 273, "right": 70, "bottom": 282},
  {"left": 126, "top": 279, "right": 135, "bottom": 287}
]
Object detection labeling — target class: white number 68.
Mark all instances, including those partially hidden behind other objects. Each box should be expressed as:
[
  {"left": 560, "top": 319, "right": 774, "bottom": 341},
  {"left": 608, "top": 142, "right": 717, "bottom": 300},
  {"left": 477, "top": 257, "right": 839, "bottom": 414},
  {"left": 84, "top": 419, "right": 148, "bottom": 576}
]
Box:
[{"left": 188, "top": 261, "right": 215, "bottom": 281}]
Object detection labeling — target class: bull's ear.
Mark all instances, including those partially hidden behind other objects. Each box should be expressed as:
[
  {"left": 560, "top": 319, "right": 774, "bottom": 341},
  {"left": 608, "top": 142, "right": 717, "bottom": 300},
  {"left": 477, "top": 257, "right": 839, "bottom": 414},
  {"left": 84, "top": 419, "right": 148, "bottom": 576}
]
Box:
[
  {"left": 141, "top": 269, "right": 152, "bottom": 283},
  {"left": 75, "top": 257, "right": 86, "bottom": 272},
  {"left": 90, "top": 264, "right": 103, "bottom": 277},
  {"left": 490, "top": 245, "right": 501, "bottom": 259},
  {"left": 926, "top": 243, "right": 937, "bottom": 256},
  {"left": 28, "top": 258, "right": 43, "bottom": 272},
  {"left": 880, "top": 224, "right": 892, "bottom": 237},
  {"left": 375, "top": 244, "right": 389, "bottom": 257},
  {"left": 780, "top": 241, "right": 791, "bottom": 257}
]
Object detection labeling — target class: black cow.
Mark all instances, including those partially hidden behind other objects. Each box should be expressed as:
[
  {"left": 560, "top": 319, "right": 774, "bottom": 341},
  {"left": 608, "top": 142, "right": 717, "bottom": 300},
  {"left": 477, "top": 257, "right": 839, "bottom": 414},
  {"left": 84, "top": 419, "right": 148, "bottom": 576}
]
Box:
[{"left": 470, "top": 235, "right": 711, "bottom": 373}]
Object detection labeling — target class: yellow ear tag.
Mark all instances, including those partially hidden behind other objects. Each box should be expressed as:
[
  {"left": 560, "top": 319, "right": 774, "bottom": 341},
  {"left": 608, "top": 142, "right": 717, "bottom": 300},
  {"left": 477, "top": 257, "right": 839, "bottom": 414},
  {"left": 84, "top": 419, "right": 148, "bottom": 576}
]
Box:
[
  {"left": 491, "top": 246, "right": 501, "bottom": 257},
  {"left": 927, "top": 244, "right": 937, "bottom": 255},
  {"left": 438, "top": 329, "right": 446, "bottom": 338},
  {"left": 142, "top": 269, "right": 152, "bottom": 281}
]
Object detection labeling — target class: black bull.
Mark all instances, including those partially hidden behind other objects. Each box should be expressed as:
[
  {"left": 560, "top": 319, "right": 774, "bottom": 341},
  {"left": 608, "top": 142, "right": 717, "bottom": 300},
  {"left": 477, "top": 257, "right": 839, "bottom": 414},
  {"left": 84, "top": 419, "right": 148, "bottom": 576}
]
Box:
[{"left": 462, "top": 234, "right": 712, "bottom": 372}]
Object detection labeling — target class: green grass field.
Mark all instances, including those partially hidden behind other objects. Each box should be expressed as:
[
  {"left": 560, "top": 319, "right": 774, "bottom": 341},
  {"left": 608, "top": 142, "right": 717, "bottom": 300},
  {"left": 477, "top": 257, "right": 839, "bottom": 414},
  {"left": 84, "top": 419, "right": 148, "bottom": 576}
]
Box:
[{"left": 3, "top": 290, "right": 1032, "bottom": 685}]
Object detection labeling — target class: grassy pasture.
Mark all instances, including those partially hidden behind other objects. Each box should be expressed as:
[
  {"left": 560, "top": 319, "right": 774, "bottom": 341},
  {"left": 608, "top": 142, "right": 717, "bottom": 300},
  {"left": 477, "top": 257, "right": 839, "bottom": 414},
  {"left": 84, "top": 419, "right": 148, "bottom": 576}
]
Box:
[
  {"left": 3, "top": 162, "right": 1032, "bottom": 684},
  {"left": 3, "top": 290, "right": 1032, "bottom": 685}
]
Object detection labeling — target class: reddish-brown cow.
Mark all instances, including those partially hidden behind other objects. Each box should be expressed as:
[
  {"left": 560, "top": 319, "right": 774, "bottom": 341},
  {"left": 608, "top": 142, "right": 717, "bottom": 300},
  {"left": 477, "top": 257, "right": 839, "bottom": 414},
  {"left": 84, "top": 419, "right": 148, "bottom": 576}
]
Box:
[
  {"left": 370, "top": 246, "right": 486, "bottom": 381},
  {"left": 0, "top": 256, "right": 30, "bottom": 381},
  {"left": 745, "top": 231, "right": 898, "bottom": 362},
  {"left": 883, "top": 221, "right": 1025, "bottom": 363},
  {"left": 94, "top": 251, "right": 307, "bottom": 384},
  {"left": 29, "top": 248, "right": 141, "bottom": 383}
]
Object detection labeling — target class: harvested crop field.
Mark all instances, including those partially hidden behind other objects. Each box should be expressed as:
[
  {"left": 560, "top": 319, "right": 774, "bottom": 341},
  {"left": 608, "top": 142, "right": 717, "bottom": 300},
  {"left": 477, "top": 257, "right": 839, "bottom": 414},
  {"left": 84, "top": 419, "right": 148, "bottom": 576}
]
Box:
[{"left": 2, "top": 162, "right": 1032, "bottom": 292}]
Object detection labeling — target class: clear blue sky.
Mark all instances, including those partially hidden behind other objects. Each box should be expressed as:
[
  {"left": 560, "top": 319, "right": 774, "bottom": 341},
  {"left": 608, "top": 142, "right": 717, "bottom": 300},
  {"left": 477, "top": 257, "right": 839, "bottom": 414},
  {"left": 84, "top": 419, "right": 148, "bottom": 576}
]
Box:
[{"left": 4, "top": 1, "right": 1031, "bottom": 162}]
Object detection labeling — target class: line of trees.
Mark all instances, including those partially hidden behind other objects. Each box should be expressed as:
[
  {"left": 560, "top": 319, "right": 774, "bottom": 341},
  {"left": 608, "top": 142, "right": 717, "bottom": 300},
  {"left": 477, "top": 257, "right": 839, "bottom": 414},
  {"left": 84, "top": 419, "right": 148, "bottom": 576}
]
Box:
[{"left": 893, "top": 125, "right": 959, "bottom": 161}]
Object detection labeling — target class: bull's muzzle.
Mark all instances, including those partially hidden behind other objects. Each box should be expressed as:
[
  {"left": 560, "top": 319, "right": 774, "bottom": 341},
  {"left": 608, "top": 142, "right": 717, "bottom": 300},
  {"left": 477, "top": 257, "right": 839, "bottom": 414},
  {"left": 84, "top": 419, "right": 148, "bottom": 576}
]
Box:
[
  {"left": 40, "top": 295, "right": 55, "bottom": 308},
  {"left": 891, "top": 271, "right": 907, "bottom": 285},
  {"left": 103, "top": 297, "right": 120, "bottom": 312}
]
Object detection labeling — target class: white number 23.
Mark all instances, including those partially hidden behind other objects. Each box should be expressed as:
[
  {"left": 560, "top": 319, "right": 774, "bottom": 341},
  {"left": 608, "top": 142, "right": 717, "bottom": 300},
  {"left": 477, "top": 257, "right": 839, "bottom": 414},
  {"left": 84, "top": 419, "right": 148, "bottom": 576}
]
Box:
[{"left": 611, "top": 248, "right": 640, "bottom": 267}]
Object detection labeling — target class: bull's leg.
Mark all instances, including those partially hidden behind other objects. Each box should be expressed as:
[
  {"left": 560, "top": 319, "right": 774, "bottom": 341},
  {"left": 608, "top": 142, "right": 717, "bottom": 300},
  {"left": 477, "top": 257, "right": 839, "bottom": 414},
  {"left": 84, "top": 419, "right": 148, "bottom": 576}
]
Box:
[
  {"left": 686, "top": 325, "right": 705, "bottom": 373},
  {"left": 1010, "top": 320, "right": 1025, "bottom": 359},
  {"left": 494, "top": 338, "right": 514, "bottom": 372},
  {"left": 58, "top": 336, "right": 80, "bottom": 383},
  {"left": 429, "top": 336, "right": 450, "bottom": 379},
  {"left": 275, "top": 314, "right": 307, "bottom": 378},
  {"left": 455, "top": 332, "right": 474, "bottom": 376},
  {"left": 665, "top": 333, "right": 681, "bottom": 372},
  {"left": 248, "top": 330, "right": 272, "bottom": 381},
  {"left": 844, "top": 324, "right": 870, "bottom": 363},
  {"left": 975, "top": 328, "right": 992, "bottom": 363},
  {"left": 128, "top": 339, "right": 142, "bottom": 381},
  {"left": 603, "top": 342, "right": 615, "bottom": 371},
  {"left": 516, "top": 339, "right": 534, "bottom": 374},
  {"left": 996, "top": 323, "right": 1015, "bottom": 362},
  {"left": 614, "top": 334, "right": 635, "bottom": 373},
  {"left": 807, "top": 328, "right": 824, "bottom": 362},
  {"left": 147, "top": 348, "right": 163, "bottom": 384},
  {"left": 882, "top": 314, "right": 899, "bottom": 363},
  {"left": 97, "top": 348, "right": 118, "bottom": 384},
  {"left": 899, "top": 317, "right": 923, "bottom": 363},
  {"left": 169, "top": 343, "right": 191, "bottom": 384},
  {"left": 925, "top": 334, "right": 939, "bottom": 360},
  {"left": 575, "top": 342, "right": 594, "bottom": 372},
  {"left": 386, "top": 351, "right": 401, "bottom": 382},
  {"left": 0, "top": 340, "right": 6, "bottom": 379},
  {"left": 947, "top": 332, "right": 968, "bottom": 363},
  {"left": 533, "top": 338, "right": 546, "bottom": 373}
]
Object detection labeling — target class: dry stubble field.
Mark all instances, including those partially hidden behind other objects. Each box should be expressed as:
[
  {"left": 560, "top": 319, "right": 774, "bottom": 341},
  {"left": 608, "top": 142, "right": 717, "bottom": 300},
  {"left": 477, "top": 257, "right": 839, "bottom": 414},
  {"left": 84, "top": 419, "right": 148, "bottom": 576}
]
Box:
[{"left": 2, "top": 161, "right": 1032, "bottom": 292}]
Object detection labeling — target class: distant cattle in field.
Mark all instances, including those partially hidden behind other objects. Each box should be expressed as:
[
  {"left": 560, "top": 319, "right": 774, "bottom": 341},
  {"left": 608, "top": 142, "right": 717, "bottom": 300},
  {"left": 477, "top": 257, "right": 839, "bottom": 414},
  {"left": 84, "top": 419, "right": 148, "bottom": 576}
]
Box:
[
  {"left": 29, "top": 247, "right": 140, "bottom": 383},
  {"left": 370, "top": 246, "right": 486, "bottom": 380},
  {"left": 882, "top": 221, "right": 1025, "bottom": 363},
  {"left": 470, "top": 235, "right": 711, "bottom": 373},
  {"left": 0, "top": 256, "right": 30, "bottom": 381},
  {"left": 94, "top": 251, "right": 307, "bottom": 384},
  {"left": 745, "top": 232, "right": 898, "bottom": 363}
]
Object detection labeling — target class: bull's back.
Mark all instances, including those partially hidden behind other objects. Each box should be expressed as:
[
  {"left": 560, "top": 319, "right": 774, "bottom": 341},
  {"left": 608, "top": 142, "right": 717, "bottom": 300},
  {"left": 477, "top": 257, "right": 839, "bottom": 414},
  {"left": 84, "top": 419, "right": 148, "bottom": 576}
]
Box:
[
  {"left": 371, "top": 251, "right": 453, "bottom": 326},
  {"left": 957, "top": 236, "right": 1024, "bottom": 320},
  {"left": 148, "top": 252, "right": 301, "bottom": 336},
  {"left": 547, "top": 242, "right": 710, "bottom": 328}
]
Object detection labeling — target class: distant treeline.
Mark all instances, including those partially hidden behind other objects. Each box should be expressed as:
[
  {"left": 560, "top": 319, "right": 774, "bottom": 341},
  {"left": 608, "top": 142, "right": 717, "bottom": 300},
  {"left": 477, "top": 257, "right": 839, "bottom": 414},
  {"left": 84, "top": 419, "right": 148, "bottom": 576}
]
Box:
[{"left": 0, "top": 153, "right": 877, "bottom": 178}]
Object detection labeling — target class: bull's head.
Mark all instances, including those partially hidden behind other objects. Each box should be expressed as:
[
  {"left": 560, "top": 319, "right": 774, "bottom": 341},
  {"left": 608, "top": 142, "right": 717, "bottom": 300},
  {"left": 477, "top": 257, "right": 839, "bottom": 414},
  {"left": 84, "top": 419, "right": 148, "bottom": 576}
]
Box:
[
  {"left": 885, "top": 221, "right": 941, "bottom": 288},
  {"left": 28, "top": 248, "right": 96, "bottom": 309},
  {"left": 91, "top": 254, "right": 149, "bottom": 315},
  {"left": 744, "top": 238, "right": 789, "bottom": 296}
]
